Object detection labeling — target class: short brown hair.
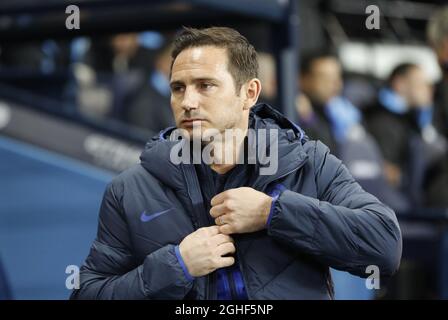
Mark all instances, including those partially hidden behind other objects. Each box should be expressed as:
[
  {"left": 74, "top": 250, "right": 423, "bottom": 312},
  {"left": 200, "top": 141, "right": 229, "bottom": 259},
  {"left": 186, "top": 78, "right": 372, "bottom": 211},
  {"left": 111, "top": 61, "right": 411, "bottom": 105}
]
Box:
[{"left": 171, "top": 26, "right": 259, "bottom": 92}]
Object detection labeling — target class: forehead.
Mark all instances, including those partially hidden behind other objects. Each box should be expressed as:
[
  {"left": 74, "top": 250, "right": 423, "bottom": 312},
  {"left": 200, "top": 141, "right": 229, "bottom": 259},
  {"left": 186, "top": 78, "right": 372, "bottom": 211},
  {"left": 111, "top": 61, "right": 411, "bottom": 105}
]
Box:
[
  {"left": 408, "top": 67, "right": 425, "bottom": 79},
  {"left": 171, "top": 46, "right": 230, "bottom": 80},
  {"left": 312, "top": 57, "right": 340, "bottom": 72}
]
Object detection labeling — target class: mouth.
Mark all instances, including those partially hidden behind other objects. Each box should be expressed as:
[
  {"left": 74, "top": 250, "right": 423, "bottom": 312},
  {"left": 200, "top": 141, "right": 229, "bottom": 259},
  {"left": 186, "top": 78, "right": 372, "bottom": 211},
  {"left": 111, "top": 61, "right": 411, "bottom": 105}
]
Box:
[{"left": 181, "top": 119, "right": 207, "bottom": 127}]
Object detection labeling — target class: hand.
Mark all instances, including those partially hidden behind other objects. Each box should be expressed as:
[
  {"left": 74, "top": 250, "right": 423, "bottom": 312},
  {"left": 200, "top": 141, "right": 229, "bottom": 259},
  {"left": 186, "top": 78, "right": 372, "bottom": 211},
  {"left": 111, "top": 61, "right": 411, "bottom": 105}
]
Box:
[
  {"left": 210, "top": 187, "right": 272, "bottom": 235},
  {"left": 178, "top": 226, "right": 235, "bottom": 277}
]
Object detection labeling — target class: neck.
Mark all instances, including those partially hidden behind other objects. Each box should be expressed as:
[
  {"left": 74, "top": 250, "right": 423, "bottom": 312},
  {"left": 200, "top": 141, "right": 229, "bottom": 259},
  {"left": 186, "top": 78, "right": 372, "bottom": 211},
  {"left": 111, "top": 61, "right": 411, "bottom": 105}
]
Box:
[
  {"left": 210, "top": 163, "right": 236, "bottom": 175},
  {"left": 209, "top": 126, "right": 248, "bottom": 174}
]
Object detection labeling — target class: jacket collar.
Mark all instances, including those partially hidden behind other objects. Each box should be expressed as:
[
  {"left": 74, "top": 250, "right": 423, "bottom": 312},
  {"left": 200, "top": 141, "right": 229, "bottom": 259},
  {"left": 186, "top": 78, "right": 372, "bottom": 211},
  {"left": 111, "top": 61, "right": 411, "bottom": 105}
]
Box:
[{"left": 139, "top": 103, "right": 309, "bottom": 191}]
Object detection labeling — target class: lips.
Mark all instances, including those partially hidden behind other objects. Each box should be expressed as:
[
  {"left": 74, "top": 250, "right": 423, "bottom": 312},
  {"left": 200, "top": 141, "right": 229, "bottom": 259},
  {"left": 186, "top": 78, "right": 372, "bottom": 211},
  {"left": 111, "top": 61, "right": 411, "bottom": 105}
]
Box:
[
  {"left": 182, "top": 118, "right": 205, "bottom": 123},
  {"left": 181, "top": 119, "right": 206, "bottom": 127}
]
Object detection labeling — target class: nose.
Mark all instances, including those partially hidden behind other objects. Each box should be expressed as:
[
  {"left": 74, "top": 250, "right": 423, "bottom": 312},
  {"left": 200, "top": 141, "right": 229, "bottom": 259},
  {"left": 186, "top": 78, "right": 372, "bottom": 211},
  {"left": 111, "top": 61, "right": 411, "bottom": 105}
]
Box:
[{"left": 181, "top": 86, "right": 200, "bottom": 111}]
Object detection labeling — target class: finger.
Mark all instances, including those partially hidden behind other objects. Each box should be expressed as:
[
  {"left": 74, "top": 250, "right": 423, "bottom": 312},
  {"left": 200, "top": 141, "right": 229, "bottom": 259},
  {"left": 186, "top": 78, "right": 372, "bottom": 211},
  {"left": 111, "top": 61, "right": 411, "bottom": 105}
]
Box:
[
  {"left": 214, "top": 214, "right": 227, "bottom": 226},
  {"left": 210, "top": 190, "right": 230, "bottom": 207},
  {"left": 210, "top": 203, "right": 227, "bottom": 218},
  {"left": 211, "top": 233, "right": 233, "bottom": 246},
  {"left": 217, "top": 242, "right": 236, "bottom": 256},
  {"left": 216, "top": 256, "right": 235, "bottom": 269},
  {"left": 219, "top": 224, "right": 234, "bottom": 235},
  {"left": 201, "top": 225, "right": 220, "bottom": 236}
]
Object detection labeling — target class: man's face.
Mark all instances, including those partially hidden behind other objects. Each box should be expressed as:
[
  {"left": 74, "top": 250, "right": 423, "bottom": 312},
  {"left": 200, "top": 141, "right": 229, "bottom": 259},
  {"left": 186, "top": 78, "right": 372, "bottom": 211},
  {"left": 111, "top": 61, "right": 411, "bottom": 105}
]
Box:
[
  {"left": 301, "top": 57, "right": 343, "bottom": 106},
  {"left": 399, "top": 67, "right": 433, "bottom": 109},
  {"left": 170, "top": 46, "right": 248, "bottom": 140},
  {"left": 111, "top": 33, "right": 139, "bottom": 57}
]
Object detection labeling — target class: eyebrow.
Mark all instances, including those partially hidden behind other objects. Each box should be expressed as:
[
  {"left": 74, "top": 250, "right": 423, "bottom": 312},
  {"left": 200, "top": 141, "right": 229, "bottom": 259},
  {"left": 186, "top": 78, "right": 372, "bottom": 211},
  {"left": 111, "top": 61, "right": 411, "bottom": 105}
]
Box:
[
  {"left": 170, "top": 78, "right": 219, "bottom": 86},
  {"left": 170, "top": 80, "right": 184, "bottom": 87}
]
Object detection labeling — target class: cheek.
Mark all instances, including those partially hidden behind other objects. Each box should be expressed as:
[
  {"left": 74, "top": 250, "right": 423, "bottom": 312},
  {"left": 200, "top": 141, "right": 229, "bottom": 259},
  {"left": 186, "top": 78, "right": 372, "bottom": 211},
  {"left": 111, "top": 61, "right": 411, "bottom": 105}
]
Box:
[
  {"left": 208, "top": 101, "right": 238, "bottom": 127},
  {"left": 317, "top": 80, "right": 330, "bottom": 96},
  {"left": 313, "top": 78, "right": 326, "bottom": 94},
  {"left": 170, "top": 95, "right": 176, "bottom": 110},
  {"left": 170, "top": 98, "right": 182, "bottom": 121}
]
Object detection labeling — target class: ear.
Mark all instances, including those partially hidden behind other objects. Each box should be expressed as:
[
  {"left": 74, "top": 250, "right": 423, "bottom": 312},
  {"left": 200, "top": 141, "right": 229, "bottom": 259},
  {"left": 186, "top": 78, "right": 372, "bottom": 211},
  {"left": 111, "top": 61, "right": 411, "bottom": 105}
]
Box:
[{"left": 242, "top": 78, "right": 262, "bottom": 110}]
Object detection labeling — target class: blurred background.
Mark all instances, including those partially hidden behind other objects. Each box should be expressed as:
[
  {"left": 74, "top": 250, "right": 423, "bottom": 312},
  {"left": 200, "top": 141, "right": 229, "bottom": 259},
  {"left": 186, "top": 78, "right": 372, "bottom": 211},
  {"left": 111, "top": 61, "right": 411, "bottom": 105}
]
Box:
[{"left": 0, "top": 0, "right": 447, "bottom": 300}]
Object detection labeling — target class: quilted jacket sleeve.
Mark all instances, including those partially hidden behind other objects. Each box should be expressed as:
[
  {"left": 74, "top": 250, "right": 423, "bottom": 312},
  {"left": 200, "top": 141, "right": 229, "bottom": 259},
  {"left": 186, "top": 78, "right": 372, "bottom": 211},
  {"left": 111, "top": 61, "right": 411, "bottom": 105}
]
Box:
[
  {"left": 267, "top": 141, "right": 402, "bottom": 278},
  {"left": 70, "top": 181, "right": 193, "bottom": 300}
]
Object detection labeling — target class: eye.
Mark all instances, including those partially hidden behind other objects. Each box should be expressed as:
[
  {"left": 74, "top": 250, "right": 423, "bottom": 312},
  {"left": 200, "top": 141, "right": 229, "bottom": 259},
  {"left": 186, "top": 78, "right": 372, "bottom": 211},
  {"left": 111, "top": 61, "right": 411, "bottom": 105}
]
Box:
[
  {"left": 200, "top": 83, "right": 214, "bottom": 90},
  {"left": 171, "top": 85, "right": 185, "bottom": 93}
]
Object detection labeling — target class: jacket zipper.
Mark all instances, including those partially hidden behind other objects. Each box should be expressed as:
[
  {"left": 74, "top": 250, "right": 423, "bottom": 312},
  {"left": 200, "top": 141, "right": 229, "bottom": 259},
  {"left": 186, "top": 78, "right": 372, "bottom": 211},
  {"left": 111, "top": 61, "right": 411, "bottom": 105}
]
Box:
[
  {"left": 203, "top": 166, "right": 218, "bottom": 300},
  {"left": 219, "top": 168, "right": 246, "bottom": 300},
  {"left": 182, "top": 164, "right": 216, "bottom": 299}
]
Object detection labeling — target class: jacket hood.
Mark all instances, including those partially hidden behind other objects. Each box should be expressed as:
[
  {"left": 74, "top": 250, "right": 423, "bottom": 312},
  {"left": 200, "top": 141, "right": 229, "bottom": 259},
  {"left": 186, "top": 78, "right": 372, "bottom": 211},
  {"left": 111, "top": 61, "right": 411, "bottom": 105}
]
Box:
[{"left": 140, "top": 103, "right": 309, "bottom": 190}]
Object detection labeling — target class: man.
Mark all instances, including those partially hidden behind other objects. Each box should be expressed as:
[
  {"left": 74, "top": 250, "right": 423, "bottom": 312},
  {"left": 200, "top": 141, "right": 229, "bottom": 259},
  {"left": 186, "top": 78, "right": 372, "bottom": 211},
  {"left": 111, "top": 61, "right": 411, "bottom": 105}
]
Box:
[
  {"left": 425, "top": 7, "right": 448, "bottom": 206},
  {"left": 364, "top": 63, "right": 442, "bottom": 205},
  {"left": 125, "top": 41, "right": 175, "bottom": 133},
  {"left": 298, "top": 50, "right": 362, "bottom": 155},
  {"left": 71, "top": 27, "right": 402, "bottom": 300},
  {"left": 365, "top": 64, "right": 433, "bottom": 183},
  {"left": 427, "top": 7, "right": 448, "bottom": 140}
]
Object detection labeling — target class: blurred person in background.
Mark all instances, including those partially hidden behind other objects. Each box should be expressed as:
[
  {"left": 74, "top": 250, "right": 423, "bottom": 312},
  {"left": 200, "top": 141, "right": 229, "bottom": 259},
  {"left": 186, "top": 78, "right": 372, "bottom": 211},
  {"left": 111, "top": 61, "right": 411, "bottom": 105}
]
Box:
[
  {"left": 124, "top": 41, "right": 175, "bottom": 133},
  {"left": 297, "top": 50, "right": 362, "bottom": 155},
  {"left": 364, "top": 63, "right": 445, "bottom": 206},
  {"left": 85, "top": 32, "right": 154, "bottom": 75},
  {"left": 297, "top": 51, "right": 412, "bottom": 213},
  {"left": 102, "top": 32, "right": 154, "bottom": 121},
  {"left": 427, "top": 7, "right": 448, "bottom": 141},
  {"left": 257, "top": 52, "right": 277, "bottom": 106},
  {"left": 425, "top": 7, "right": 448, "bottom": 207},
  {"left": 74, "top": 32, "right": 175, "bottom": 134},
  {"left": 73, "top": 32, "right": 154, "bottom": 120}
]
